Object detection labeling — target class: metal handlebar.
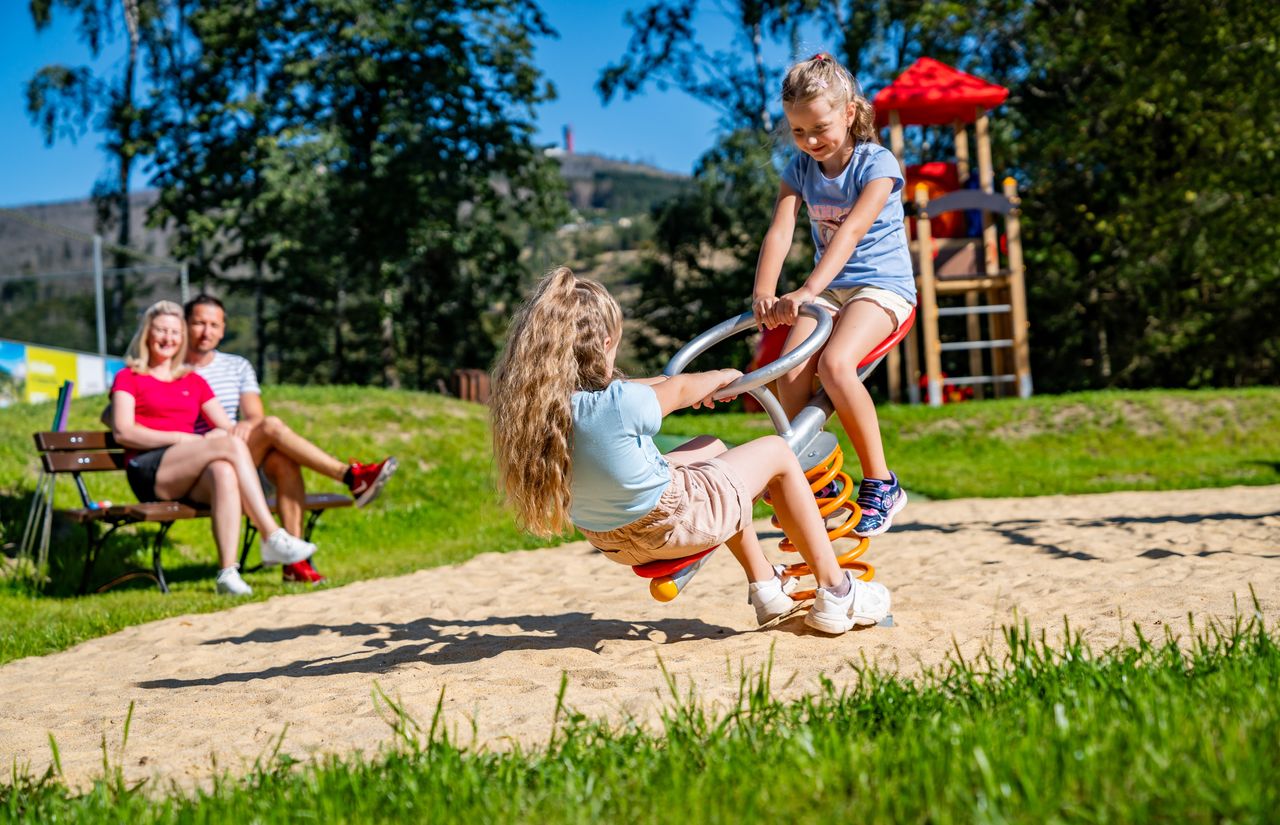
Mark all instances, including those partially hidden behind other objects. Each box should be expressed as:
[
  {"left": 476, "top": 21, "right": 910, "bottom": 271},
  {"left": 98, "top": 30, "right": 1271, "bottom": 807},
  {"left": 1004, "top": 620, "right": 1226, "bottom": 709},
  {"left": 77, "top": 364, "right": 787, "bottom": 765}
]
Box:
[{"left": 662, "top": 304, "right": 833, "bottom": 438}]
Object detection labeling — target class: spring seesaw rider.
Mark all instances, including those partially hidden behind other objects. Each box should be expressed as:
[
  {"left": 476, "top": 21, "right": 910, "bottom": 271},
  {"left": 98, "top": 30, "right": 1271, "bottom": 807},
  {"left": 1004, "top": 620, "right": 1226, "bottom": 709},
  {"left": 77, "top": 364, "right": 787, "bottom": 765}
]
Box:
[{"left": 491, "top": 267, "right": 910, "bottom": 634}]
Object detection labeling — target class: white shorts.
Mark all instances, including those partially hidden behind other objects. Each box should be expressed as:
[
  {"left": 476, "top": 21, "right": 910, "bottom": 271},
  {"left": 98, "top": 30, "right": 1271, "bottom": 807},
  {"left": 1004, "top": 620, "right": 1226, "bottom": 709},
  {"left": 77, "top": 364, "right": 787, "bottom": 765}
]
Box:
[{"left": 812, "top": 285, "right": 914, "bottom": 331}]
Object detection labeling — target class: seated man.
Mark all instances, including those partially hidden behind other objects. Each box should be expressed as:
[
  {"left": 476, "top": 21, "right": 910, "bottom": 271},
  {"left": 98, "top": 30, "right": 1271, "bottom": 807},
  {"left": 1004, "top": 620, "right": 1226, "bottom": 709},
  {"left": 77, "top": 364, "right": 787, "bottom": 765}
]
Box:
[{"left": 185, "top": 294, "right": 398, "bottom": 583}]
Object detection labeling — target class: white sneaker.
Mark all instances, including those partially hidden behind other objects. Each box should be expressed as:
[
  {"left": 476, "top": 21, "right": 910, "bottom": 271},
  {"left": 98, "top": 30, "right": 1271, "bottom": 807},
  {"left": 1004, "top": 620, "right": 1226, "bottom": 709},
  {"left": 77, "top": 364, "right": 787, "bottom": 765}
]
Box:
[
  {"left": 804, "top": 573, "right": 891, "bottom": 634},
  {"left": 748, "top": 566, "right": 800, "bottom": 626},
  {"left": 260, "top": 529, "right": 316, "bottom": 567},
  {"left": 216, "top": 566, "right": 253, "bottom": 596}
]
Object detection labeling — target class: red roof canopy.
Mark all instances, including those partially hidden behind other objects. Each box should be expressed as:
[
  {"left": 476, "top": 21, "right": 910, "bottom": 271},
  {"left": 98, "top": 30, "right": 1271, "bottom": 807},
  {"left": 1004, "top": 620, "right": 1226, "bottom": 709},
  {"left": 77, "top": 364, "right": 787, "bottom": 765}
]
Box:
[{"left": 873, "top": 58, "right": 1008, "bottom": 127}]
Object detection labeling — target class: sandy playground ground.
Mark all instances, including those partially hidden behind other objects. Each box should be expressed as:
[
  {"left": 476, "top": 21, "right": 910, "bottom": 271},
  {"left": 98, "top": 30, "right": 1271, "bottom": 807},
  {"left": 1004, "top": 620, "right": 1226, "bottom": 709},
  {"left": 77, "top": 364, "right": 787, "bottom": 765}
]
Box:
[{"left": 1, "top": 485, "right": 1277, "bottom": 791}]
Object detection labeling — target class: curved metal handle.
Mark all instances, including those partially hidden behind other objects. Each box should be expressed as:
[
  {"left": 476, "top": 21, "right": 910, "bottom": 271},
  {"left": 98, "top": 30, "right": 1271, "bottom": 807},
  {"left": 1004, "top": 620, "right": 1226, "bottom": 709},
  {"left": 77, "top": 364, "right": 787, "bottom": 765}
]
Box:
[
  {"left": 661, "top": 304, "right": 833, "bottom": 439},
  {"left": 663, "top": 304, "right": 832, "bottom": 398}
]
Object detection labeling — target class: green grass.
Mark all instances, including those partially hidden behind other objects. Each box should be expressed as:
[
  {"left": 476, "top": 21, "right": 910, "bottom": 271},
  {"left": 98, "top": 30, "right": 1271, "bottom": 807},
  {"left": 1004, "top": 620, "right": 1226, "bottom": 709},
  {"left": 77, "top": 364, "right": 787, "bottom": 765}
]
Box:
[
  {"left": 663, "top": 387, "right": 1280, "bottom": 499},
  {"left": 0, "top": 386, "right": 555, "bottom": 664},
  {"left": 1, "top": 386, "right": 1277, "bottom": 666},
  {"left": 3, "top": 610, "right": 1277, "bottom": 822}
]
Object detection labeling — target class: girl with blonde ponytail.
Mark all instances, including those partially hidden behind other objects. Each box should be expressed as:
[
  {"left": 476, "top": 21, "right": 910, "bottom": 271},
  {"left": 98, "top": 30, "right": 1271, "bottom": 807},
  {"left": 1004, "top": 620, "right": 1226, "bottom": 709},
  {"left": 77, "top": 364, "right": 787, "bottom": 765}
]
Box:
[
  {"left": 753, "top": 51, "right": 915, "bottom": 541},
  {"left": 492, "top": 267, "right": 890, "bottom": 634}
]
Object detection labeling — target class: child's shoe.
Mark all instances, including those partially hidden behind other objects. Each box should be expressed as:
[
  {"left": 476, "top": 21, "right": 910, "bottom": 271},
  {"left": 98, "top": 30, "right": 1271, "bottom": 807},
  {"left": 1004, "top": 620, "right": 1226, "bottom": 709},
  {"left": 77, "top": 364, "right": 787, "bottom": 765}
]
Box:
[
  {"left": 804, "top": 572, "right": 891, "bottom": 634},
  {"left": 747, "top": 565, "right": 800, "bottom": 626},
  {"left": 852, "top": 472, "right": 907, "bottom": 537},
  {"left": 215, "top": 565, "right": 253, "bottom": 596}
]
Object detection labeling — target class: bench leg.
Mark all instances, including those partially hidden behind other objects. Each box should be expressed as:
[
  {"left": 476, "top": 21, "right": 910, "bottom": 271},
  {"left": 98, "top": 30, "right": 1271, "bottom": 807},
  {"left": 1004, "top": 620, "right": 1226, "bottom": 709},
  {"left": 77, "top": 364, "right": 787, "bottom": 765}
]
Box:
[
  {"left": 151, "top": 523, "right": 173, "bottom": 594},
  {"left": 79, "top": 521, "right": 149, "bottom": 595},
  {"left": 303, "top": 510, "right": 324, "bottom": 543},
  {"left": 78, "top": 521, "right": 101, "bottom": 596},
  {"left": 239, "top": 518, "right": 262, "bottom": 573}
]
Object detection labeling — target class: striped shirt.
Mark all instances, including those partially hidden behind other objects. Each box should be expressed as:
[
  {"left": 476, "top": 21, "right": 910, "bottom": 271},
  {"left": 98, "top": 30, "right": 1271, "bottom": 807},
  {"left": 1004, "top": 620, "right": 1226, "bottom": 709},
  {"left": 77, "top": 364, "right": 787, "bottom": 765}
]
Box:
[{"left": 192, "top": 351, "right": 260, "bottom": 433}]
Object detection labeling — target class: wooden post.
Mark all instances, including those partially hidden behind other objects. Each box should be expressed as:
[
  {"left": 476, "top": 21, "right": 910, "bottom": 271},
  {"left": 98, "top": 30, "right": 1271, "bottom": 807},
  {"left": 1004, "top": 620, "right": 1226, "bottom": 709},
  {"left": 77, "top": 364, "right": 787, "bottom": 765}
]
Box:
[
  {"left": 886, "top": 343, "right": 902, "bottom": 403},
  {"left": 964, "top": 290, "right": 984, "bottom": 399},
  {"left": 1003, "top": 177, "right": 1032, "bottom": 398},
  {"left": 975, "top": 106, "right": 998, "bottom": 274},
  {"left": 914, "top": 184, "right": 942, "bottom": 406},
  {"left": 887, "top": 107, "right": 909, "bottom": 399},
  {"left": 975, "top": 106, "right": 1008, "bottom": 394},
  {"left": 904, "top": 312, "right": 921, "bottom": 404},
  {"left": 953, "top": 121, "right": 970, "bottom": 183},
  {"left": 889, "top": 110, "right": 906, "bottom": 203}
]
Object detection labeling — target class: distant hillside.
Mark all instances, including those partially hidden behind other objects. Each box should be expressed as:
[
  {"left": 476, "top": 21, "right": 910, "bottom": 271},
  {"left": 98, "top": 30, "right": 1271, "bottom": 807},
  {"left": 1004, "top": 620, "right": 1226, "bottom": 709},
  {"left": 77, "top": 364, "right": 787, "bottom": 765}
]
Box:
[
  {"left": 0, "top": 155, "right": 686, "bottom": 276},
  {"left": 551, "top": 150, "right": 690, "bottom": 217},
  {"left": 0, "top": 191, "right": 167, "bottom": 277}
]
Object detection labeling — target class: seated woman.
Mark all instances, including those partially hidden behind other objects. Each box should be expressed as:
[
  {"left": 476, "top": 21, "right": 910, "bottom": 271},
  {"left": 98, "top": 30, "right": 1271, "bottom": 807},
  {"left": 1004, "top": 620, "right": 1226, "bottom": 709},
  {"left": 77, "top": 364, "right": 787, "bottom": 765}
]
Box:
[{"left": 110, "top": 300, "right": 316, "bottom": 595}]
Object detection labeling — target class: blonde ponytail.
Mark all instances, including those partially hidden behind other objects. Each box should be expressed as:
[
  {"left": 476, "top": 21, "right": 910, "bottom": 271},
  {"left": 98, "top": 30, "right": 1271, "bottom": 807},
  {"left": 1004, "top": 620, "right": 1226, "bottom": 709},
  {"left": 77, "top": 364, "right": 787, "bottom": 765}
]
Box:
[{"left": 491, "top": 267, "right": 622, "bottom": 537}]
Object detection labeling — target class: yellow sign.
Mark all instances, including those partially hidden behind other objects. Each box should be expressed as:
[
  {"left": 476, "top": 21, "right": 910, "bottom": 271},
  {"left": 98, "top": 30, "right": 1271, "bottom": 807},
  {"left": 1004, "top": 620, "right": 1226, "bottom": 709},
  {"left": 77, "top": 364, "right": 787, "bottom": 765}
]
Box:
[{"left": 25, "top": 346, "right": 79, "bottom": 403}]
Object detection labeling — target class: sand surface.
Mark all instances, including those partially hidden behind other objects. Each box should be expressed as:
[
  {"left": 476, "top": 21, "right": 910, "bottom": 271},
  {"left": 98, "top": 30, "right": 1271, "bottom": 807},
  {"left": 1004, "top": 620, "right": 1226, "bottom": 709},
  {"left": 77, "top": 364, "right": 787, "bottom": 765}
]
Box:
[{"left": 2, "top": 485, "right": 1277, "bottom": 791}]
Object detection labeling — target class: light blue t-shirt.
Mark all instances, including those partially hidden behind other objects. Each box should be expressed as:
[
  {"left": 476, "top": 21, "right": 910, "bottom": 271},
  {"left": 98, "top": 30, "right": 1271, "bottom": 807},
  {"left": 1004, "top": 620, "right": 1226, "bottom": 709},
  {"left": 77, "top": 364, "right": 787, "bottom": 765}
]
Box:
[
  {"left": 781, "top": 142, "right": 916, "bottom": 304},
  {"left": 570, "top": 380, "right": 670, "bottom": 532}
]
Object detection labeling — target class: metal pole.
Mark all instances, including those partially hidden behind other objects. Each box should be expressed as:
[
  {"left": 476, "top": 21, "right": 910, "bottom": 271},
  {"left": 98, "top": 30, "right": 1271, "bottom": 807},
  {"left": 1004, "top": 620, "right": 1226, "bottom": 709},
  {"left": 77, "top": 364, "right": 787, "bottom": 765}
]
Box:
[
  {"left": 93, "top": 233, "right": 107, "bottom": 360},
  {"left": 180, "top": 263, "right": 189, "bottom": 304}
]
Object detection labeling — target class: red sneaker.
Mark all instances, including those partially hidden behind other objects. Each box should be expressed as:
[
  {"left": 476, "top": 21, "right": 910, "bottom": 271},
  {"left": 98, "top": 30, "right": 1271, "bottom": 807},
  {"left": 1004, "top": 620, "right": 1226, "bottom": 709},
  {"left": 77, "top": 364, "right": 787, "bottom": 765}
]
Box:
[
  {"left": 347, "top": 457, "right": 398, "bottom": 507},
  {"left": 282, "top": 559, "right": 327, "bottom": 585}
]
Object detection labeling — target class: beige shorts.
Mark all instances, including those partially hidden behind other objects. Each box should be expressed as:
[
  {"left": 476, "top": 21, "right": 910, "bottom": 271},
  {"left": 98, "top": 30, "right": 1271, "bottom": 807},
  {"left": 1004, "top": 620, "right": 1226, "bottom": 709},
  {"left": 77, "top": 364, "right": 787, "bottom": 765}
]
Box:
[
  {"left": 812, "top": 285, "right": 914, "bottom": 331},
  {"left": 581, "top": 458, "right": 754, "bottom": 567}
]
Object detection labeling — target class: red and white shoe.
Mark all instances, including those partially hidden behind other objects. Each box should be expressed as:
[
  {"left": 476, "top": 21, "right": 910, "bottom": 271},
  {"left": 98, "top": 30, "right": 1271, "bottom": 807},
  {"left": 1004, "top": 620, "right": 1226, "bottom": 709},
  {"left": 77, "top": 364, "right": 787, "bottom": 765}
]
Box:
[
  {"left": 282, "top": 559, "right": 327, "bottom": 585},
  {"left": 347, "top": 457, "right": 398, "bottom": 507}
]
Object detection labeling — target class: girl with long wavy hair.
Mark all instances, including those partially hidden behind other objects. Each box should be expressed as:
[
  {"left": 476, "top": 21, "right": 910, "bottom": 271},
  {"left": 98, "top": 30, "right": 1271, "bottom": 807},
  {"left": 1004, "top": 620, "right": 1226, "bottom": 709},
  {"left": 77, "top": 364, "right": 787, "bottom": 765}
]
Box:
[{"left": 491, "top": 267, "right": 890, "bottom": 633}]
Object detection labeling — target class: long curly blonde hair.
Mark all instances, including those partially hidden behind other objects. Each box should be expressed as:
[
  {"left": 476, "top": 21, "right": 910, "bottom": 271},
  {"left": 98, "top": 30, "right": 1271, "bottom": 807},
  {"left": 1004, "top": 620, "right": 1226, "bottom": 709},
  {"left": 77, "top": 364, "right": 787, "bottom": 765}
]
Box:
[
  {"left": 491, "top": 267, "right": 622, "bottom": 537},
  {"left": 124, "top": 300, "right": 192, "bottom": 377},
  {"left": 781, "top": 52, "right": 877, "bottom": 145}
]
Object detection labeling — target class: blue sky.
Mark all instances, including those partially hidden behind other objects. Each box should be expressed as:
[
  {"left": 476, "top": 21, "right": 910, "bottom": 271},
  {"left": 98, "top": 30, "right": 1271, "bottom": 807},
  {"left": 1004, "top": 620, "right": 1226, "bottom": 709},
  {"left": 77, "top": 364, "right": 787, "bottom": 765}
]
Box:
[{"left": 0, "top": 2, "right": 809, "bottom": 209}]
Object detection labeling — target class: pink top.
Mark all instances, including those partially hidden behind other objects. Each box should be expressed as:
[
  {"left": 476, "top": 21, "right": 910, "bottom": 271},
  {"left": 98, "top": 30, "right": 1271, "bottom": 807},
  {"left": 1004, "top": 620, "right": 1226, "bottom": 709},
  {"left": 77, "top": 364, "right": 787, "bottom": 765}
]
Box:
[{"left": 110, "top": 368, "right": 216, "bottom": 457}]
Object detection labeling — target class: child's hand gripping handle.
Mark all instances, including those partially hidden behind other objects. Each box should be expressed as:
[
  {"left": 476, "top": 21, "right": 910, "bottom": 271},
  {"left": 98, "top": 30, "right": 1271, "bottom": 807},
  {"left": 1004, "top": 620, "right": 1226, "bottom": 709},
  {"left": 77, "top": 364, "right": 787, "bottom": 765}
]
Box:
[{"left": 663, "top": 303, "right": 833, "bottom": 438}]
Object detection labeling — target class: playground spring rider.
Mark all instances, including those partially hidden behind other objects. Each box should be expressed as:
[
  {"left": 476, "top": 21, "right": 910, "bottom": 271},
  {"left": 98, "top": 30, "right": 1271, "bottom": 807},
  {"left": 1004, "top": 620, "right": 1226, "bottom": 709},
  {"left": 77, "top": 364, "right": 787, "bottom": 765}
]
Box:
[{"left": 632, "top": 297, "right": 916, "bottom": 607}]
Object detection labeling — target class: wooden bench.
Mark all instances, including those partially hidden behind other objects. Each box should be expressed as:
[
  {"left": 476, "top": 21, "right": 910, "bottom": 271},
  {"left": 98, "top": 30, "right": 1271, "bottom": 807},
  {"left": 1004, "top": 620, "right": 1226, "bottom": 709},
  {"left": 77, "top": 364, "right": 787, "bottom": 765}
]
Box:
[{"left": 34, "top": 431, "right": 353, "bottom": 594}]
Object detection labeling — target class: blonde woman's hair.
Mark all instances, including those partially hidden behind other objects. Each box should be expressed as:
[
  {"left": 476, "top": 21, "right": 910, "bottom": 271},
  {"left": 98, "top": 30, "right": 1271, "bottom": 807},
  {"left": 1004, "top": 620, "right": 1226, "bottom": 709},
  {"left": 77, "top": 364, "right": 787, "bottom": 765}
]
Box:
[
  {"left": 490, "top": 266, "right": 623, "bottom": 537},
  {"left": 124, "top": 300, "right": 192, "bottom": 377},
  {"left": 781, "top": 52, "right": 877, "bottom": 144}
]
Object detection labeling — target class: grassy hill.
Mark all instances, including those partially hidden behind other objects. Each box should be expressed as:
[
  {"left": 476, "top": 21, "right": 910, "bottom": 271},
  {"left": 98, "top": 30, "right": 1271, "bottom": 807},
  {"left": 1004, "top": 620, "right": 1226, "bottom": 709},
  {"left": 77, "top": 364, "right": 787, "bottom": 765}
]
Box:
[{"left": 1, "top": 385, "right": 1278, "bottom": 665}]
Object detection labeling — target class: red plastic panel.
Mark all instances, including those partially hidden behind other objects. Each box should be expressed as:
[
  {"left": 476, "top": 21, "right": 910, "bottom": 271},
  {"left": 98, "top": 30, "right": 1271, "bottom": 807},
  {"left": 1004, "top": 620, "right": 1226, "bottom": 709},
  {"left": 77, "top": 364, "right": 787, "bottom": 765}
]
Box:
[{"left": 632, "top": 547, "right": 716, "bottom": 579}]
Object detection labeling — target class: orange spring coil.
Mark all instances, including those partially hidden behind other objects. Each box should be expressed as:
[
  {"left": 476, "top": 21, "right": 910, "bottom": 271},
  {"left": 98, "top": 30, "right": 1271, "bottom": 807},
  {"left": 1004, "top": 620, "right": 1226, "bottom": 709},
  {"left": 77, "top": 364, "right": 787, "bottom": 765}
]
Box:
[{"left": 768, "top": 443, "right": 873, "bottom": 601}]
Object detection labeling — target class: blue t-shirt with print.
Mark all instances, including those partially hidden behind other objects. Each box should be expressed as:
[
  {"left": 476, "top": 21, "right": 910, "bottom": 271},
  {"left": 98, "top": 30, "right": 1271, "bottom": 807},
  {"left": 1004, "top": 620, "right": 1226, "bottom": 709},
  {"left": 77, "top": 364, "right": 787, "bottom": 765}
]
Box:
[
  {"left": 570, "top": 380, "right": 670, "bottom": 532},
  {"left": 781, "top": 142, "right": 916, "bottom": 304}
]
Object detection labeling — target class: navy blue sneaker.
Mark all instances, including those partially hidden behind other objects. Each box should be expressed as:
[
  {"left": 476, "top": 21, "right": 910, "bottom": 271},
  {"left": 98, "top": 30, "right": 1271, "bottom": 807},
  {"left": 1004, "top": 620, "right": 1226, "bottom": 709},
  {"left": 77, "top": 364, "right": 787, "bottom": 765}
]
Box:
[
  {"left": 853, "top": 472, "right": 907, "bottom": 537},
  {"left": 814, "top": 478, "right": 842, "bottom": 500}
]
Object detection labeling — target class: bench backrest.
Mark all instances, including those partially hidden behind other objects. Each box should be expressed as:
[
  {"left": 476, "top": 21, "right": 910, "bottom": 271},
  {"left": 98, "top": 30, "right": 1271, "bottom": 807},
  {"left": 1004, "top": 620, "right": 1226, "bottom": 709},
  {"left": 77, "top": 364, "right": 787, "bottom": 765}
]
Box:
[
  {"left": 34, "top": 431, "right": 127, "bottom": 509},
  {"left": 34, "top": 431, "right": 127, "bottom": 473}
]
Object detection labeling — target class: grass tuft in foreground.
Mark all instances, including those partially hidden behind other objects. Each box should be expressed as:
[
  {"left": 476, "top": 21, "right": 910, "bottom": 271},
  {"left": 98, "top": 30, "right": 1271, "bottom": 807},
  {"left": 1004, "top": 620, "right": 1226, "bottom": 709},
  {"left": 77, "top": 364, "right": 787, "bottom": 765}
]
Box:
[{"left": 4, "top": 606, "right": 1278, "bottom": 823}]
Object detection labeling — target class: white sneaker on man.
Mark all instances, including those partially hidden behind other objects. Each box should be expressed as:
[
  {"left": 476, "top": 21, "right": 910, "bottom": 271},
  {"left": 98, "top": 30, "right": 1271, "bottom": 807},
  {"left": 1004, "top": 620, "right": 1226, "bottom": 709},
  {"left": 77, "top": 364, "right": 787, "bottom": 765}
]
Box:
[
  {"left": 804, "top": 573, "right": 891, "bottom": 634},
  {"left": 216, "top": 566, "right": 253, "bottom": 596},
  {"left": 260, "top": 529, "right": 316, "bottom": 567}
]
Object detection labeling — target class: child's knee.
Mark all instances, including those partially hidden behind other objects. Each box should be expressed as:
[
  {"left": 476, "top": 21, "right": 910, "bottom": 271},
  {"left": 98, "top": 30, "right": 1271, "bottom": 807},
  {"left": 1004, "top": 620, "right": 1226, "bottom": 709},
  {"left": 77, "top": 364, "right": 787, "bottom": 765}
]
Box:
[{"left": 815, "top": 349, "right": 848, "bottom": 384}]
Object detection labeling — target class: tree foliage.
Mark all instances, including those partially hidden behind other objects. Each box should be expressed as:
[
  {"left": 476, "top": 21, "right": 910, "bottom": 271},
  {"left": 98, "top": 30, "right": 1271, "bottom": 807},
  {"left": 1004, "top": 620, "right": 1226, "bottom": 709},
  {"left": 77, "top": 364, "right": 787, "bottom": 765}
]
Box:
[
  {"left": 146, "top": 0, "right": 567, "bottom": 388},
  {"left": 608, "top": 0, "right": 1280, "bottom": 391}
]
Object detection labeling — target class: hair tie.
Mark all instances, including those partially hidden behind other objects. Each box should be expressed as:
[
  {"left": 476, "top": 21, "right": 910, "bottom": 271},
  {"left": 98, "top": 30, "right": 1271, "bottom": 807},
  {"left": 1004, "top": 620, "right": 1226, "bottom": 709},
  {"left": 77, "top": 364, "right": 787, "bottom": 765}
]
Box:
[{"left": 810, "top": 52, "right": 828, "bottom": 62}]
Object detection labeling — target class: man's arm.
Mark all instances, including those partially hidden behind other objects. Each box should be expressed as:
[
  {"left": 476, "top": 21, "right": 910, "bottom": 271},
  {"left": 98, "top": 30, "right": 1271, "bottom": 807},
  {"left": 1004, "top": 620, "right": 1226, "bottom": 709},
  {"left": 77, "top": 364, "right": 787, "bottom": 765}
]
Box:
[
  {"left": 239, "top": 392, "right": 265, "bottom": 426},
  {"left": 229, "top": 391, "right": 264, "bottom": 441}
]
